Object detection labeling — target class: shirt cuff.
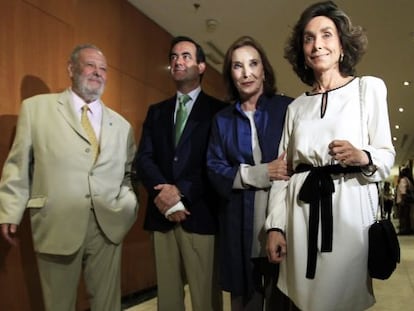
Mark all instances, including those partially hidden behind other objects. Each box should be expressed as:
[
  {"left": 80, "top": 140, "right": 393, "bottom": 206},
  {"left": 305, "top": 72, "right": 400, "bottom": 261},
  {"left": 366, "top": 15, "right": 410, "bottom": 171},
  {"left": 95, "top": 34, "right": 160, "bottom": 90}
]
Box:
[
  {"left": 164, "top": 201, "right": 186, "bottom": 218},
  {"left": 240, "top": 163, "right": 271, "bottom": 188}
]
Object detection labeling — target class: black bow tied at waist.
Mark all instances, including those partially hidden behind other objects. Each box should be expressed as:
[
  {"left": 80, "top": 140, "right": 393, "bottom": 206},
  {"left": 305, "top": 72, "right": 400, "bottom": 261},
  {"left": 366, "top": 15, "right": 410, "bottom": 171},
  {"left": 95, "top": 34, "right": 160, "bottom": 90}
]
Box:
[{"left": 295, "top": 163, "right": 361, "bottom": 279}]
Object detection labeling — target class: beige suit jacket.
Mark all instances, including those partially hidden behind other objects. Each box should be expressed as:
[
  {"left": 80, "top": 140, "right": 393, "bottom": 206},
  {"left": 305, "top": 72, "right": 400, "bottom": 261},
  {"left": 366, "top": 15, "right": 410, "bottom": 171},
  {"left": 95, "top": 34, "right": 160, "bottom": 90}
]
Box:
[{"left": 0, "top": 89, "right": 138, "bottom": 255}]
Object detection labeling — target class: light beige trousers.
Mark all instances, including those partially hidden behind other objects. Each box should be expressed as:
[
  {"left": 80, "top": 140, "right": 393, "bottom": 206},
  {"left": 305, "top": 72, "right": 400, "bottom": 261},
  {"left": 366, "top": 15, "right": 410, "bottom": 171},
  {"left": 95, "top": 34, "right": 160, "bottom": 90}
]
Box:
[
  {"left": 37, "top": 210, "right": 122, "bottom": 311},
  {"left": 154, "top": 225, "right": 222, "bottom": 311}
]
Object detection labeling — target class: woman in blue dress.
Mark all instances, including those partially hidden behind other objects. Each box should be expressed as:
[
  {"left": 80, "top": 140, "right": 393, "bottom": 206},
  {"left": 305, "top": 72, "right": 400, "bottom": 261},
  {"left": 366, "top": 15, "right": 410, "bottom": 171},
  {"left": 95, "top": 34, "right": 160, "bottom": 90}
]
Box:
[{"left": 207, "top": 36, "right": 292, "bottom": 310}]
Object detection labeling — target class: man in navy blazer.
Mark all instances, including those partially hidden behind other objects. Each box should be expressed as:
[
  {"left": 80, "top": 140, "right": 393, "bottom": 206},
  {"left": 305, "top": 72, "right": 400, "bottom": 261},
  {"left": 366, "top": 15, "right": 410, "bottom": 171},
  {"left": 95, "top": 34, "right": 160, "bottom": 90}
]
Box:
[{"left": 134, "top": 36, "right": 227, "bottom": 311}]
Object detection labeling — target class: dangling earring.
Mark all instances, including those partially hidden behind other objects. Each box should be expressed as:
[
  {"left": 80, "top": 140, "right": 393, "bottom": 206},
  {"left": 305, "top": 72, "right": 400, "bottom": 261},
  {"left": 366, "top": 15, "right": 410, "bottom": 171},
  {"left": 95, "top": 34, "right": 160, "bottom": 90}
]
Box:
[
  {"left": 340, "top": 53, "right": 344, "bottom": 63},
  {"left": 304, "top": 62, "right": 308, "bottom": 70}
]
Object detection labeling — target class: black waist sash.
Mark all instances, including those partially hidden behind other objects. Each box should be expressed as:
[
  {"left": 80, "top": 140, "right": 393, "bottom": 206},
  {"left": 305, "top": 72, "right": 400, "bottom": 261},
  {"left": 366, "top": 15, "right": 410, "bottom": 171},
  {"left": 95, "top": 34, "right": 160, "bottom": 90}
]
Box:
[{"left": 295, "top": 164, "right": 361, "bottom": 279}]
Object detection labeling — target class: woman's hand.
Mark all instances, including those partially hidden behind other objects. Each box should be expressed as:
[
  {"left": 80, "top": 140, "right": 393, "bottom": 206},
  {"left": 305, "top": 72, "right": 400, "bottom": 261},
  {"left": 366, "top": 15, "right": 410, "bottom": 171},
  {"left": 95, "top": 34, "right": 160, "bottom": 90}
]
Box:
[
  {"left": 268, "top": 151, "right": 290, "bottom": 181},
  {"left": 266, "top": 230, "right": 287, "bottom": 263},
  {"left": 328, "top": 140, "right": 369, "bottom": 166}
]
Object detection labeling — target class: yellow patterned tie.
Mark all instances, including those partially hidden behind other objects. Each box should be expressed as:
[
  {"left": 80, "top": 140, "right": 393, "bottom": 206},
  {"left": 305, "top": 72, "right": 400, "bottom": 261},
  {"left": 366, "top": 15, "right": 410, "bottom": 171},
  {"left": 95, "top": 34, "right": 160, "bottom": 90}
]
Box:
[
  {"left": 81, "top": 105, "right": 99, "bottom": 162},
  {"left": 175, "top": 94, "right": 191, "bottom": 146}
]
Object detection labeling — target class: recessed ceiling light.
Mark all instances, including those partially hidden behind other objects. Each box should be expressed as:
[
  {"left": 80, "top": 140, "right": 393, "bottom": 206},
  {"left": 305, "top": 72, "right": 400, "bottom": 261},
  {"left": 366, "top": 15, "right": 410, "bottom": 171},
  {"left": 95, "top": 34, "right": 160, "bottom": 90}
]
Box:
[
  {"left": 403, "top": 81, "right": 410, "bottom": 86},
  {"left": 399, "top": 107, "right": 404, "bottom": 112},
  {"left": 393, "top": 137, "right": 397, "bottom": 141},
  {"left": 395, "top": 125, "right": 400, "bottom": 129},
  {"left": 206, "top": 19, "right": 219, "bottom": 32}
]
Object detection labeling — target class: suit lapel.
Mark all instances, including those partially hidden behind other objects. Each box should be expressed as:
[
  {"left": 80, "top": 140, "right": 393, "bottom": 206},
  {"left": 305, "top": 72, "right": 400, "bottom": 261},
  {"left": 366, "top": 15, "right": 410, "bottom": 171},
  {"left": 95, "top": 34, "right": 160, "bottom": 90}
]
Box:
[
  {"left": 57, "top": 89, "right": 87, "bottom": 141},
  {"left": 57, "top": 90, "right": 113, "bottom": 165},
  {"left": 165, "top": 97, "right": 176, "bottom": 149}
]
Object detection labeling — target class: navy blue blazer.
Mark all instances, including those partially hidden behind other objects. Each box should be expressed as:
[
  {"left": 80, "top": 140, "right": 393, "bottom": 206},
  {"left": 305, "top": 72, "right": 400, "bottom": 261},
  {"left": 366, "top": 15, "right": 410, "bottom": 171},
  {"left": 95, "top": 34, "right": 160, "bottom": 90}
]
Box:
[
  {"left": 135, "top": 91, "right": 227, "bottom": 234},
  {"left": 207, "top": 93, "right": 292, "bottom": 296}
]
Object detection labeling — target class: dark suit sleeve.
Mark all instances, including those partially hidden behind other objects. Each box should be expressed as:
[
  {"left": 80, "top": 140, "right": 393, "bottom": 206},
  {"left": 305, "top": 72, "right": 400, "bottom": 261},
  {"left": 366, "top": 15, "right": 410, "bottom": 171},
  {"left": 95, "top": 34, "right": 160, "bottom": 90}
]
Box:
[
  {"left": 206, "top": 113, "right": 239, "bottom": 199},
  {"left": 134, "top": 106, "right": 168, "bottom": 197}
]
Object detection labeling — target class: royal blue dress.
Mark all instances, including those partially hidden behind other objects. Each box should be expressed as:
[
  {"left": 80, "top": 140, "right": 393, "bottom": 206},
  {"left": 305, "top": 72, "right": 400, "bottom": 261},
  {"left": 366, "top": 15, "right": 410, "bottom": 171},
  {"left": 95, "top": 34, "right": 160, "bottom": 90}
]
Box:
[{"left": 207, "top": 93, "right": 292, "bottom": 297}]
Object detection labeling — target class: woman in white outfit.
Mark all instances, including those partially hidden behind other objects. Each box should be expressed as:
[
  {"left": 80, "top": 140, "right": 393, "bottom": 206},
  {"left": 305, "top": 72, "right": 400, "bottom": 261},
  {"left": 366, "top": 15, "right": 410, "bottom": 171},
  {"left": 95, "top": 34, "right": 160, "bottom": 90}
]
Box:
[{"left": 265, "top": 1, "right": 395, "bottom": 311}]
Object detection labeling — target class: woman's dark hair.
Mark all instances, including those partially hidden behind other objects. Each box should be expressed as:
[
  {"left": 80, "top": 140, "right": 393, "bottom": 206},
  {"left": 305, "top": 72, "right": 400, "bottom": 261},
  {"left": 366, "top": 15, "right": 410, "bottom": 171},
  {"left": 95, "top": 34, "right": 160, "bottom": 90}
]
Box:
[
  {"left": 284, "top": 1, "right": 368, "bottom": 86},
  {"left": 222, "top": 36, "right": 276, "bottom": 102}
]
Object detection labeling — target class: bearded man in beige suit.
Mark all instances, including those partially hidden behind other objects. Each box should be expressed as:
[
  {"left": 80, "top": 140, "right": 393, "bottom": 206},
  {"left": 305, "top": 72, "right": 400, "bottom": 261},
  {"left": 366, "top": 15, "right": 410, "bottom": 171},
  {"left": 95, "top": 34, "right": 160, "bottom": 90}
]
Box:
[{"left": 0, "top": 44, "right": 138, "bottom": 311}]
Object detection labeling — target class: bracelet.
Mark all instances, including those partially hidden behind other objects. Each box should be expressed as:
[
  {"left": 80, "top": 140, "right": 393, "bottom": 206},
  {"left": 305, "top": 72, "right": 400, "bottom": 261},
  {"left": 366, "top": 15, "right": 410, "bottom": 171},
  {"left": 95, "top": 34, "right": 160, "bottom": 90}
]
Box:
[
  {"left": 267, "top": 228, "right": 285, "bottom": 235},
  {"left": 361, "top": 150, "right": 377, "bottom": 176}
]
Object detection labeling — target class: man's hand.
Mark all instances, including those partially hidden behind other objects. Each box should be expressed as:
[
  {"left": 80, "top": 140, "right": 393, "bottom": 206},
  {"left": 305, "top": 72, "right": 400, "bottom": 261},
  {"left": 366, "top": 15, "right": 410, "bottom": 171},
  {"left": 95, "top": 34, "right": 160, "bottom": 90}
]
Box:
[
  {"left": 166, "top": 210, "right": 191, "bottom": 223},
  {"left": 154, "top": 184, "right": 181, "bottom": 214},
  {"left": 266, "top": 230, "right": 287, "bottom": 263},
  {"left": 1, "top": 223, "right": 18, "bottom": 246}
]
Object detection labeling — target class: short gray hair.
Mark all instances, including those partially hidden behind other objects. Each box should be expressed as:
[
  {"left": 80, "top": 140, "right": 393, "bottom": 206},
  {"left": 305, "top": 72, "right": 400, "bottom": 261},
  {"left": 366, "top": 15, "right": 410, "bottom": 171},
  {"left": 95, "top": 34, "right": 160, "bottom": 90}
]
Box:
[{"left": 69, "top": 44, "right": 102, "bottom": 64}]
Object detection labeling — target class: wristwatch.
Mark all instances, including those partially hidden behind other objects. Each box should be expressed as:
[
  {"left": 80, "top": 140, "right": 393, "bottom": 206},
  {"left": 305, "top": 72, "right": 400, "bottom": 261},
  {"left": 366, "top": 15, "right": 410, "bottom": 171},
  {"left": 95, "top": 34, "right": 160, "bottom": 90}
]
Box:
[{"left": 362, "top": 150, "right": 377, "bottom": 175}]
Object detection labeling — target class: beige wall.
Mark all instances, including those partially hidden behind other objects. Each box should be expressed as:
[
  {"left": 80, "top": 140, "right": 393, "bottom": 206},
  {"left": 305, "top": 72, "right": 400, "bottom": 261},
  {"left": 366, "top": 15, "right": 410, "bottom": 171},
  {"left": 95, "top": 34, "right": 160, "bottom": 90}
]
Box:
[{"left": 0, "top": 0, "right": 226, "bottom": 310}]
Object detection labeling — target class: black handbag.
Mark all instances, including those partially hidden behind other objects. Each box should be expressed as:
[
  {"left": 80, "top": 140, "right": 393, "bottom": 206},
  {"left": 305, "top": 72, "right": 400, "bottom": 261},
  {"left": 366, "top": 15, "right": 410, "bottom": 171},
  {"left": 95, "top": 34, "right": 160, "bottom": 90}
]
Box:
[
  {"left": 359, "top": 78, "right": 400, "bottom": 280},
  {"left": 368, "top": 218, "right": 400, "bottom": 279}
]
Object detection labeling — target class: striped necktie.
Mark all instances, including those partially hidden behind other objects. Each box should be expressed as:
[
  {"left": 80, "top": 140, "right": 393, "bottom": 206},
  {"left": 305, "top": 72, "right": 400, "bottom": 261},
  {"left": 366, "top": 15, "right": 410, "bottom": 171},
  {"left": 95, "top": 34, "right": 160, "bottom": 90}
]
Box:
[
  {"left": 81, "top": 105, "right": 99, "bottom": 162},
  {"left": 175, "top": 94, "right": 191, "bottom": 146}
]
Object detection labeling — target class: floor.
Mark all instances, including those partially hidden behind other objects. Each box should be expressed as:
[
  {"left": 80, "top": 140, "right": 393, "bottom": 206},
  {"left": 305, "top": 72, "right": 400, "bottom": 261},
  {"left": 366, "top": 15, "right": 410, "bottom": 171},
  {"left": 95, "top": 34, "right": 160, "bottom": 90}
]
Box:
[{"left": 124, "top": 234, "right": 414, "bottom": 311}]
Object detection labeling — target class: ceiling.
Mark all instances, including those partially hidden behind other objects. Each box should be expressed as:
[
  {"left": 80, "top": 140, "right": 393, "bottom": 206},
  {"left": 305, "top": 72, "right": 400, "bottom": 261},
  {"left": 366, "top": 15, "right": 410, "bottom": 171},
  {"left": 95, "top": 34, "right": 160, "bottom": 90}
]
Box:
[{"left": 129, "top": 0, "right": 414, "bottom": 172}]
